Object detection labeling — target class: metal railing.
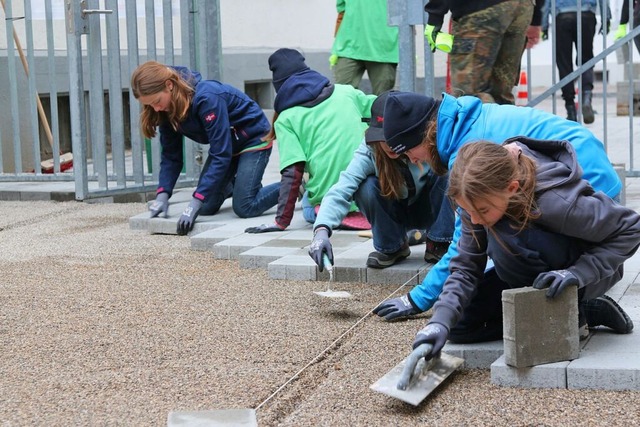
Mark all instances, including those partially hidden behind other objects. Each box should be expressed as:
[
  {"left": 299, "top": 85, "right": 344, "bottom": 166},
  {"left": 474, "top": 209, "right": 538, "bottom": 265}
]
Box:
[{"left": 0, "top": 0, "right": 221, "bottom": 200}]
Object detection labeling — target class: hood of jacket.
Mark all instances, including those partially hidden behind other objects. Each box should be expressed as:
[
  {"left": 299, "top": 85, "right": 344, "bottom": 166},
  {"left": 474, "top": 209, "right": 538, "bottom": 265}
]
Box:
[
  {"left": 504, "top": 136, "right": 584, "bottom": 194},
  {"left": 435, "top": 93, "right": 484, "bottom": 168},
  {"left": 170, "top": 65, "right": 202, "bottom": 88},
  {"left": 273, "top": 69, "right": 333, "bottom": 114}
]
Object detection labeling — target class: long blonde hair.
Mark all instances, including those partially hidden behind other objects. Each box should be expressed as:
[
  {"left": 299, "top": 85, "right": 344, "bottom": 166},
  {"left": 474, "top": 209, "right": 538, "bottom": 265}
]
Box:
[
  {"left": 130, "top": 61, "right": 194, "bottom": 138},
  {"left": 448, "top": 141, "right": 539, "bottom": 233}
]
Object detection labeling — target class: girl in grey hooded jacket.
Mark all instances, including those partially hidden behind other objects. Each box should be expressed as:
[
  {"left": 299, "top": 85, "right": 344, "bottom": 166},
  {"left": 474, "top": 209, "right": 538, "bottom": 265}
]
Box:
[{"left": 413, "top": 138, "right": 640, "bottom": 354}]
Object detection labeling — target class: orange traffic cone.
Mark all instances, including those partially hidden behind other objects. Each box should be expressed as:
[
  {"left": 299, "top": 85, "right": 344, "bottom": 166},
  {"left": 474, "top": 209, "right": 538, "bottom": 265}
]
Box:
[{"left": 516, "top": 70, "right": 528, "bottom": 106}]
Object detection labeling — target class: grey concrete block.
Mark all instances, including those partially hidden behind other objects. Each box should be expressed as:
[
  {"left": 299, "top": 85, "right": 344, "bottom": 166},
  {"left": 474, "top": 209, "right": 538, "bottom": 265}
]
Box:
[
  {"left": 189, "top": 228, "right": 241, "bottom": 251},
  {"left": 212, "top": 233, "right": 283, "bottom": 260},
  {"left": 238, "top": 246, "right": 300, "bottom": 269},
  {"left": 167, "top": 409, "right": 257, "bottom": 427},
  {"left": 129, "top": 212, "right": 150, "bottom": 230},
  {"left": 567, "top": 352, "right": 640, "bottom": 390},
  {"left": 491, "top": 355, "right": 569, "bottom": 389},
  {"left": 268, "top": 255, "right": 317, "bottom": 281},
  {"left": 0, "top": 191, "right": 22, "bottom": 201},
  {"left": 442, "top": 340, "right": 504, "bottom": 369},
  {"left": 503, "top": 287, "right": 579, "bottom": 368},
  {"left": 365, "top": 258, "right": 424, "bottom": 285}
]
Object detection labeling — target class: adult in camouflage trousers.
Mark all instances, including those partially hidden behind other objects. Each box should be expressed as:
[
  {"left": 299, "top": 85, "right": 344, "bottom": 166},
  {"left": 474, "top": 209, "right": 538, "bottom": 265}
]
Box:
[{"left": 424, "top": 0, "right": 544, "bottom": 105}]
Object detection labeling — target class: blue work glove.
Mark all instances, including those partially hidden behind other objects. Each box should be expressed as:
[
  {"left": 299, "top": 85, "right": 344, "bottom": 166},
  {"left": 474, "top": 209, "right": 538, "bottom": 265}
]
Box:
[
  {"left": 372, "top": 294, "right": 420, "bottom": 321},
  {"left": 176, "top": 198, "right": 203, "bottom": 235},
  {"left": 149, "top": 192, "right": 170, "bottom": 218},
  {"left": 245, "top": 223, "right": 285, "bottom": 234},
  {"left": 308, "top": 228, "right": 333, "bottom": 272},
  {"left": 532, "top": 269, "right": 579, "bottom": 299},
  {"left": 424, "top": 24, "right": 441, "bottom": 52},
  {"left": 412, "top": 322, "right": 449, "bottom": 359},
  {"left": 599, "top": 19, "right": 611, "bottom": 35}
]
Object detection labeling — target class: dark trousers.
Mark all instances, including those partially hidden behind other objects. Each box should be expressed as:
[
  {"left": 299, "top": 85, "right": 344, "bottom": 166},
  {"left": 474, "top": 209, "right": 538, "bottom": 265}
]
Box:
[
  {"left": 555, "top": 12, "right": 597, "bottom": 104},
  {"left": 448, "top": 268, "right": 514, "bottom": 344}
]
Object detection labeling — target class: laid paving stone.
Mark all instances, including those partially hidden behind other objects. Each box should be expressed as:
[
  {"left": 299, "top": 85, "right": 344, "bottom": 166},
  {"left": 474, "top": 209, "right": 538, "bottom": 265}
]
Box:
[
  {"left": 268, "top": 255, "right": 317, "bottom": 281},
  {"left": 190, "top": 227, "right": 238, "bottom": 251},
  {"left": 443, "top": 340, "right": 504, "bottom": 369},
  {"left": 238, "top": 246, "right": 302, "bottom": 269},
  {"left": 567, "top": 351, "right": 640, "bottom": 390},
  {"left": 491, "top": 355, "right": 570, "bottom": 389}
]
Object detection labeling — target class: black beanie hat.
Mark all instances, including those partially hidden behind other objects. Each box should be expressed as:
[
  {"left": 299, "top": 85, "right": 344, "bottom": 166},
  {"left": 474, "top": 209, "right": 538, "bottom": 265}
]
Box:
[
  {"left": 268, "top": 48, "right": 310, "bottom": 92},
  {"left": 364, "top": 90, "right": 396, "bottom": 144},
  {"left": 383, "top": 92, "right": 439, "bottom": 155}
]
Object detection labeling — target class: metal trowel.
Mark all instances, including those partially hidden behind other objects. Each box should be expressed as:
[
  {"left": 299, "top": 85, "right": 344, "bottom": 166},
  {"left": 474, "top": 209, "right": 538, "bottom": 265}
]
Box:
[
  {"left": 370, "top": 343, "right": 464, "bottom": 406},
  {"left": 313, "top": 254, "right": 352, "bottom": 298}
]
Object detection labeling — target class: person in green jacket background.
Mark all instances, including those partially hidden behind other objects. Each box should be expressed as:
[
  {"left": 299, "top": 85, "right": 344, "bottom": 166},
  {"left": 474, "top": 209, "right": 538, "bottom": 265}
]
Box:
[
  {"left": 331, "top": 0, "right": 399, "bottom": 95},
  {"left": 246, "top": 48, "right": 376, "bottom": 234}
]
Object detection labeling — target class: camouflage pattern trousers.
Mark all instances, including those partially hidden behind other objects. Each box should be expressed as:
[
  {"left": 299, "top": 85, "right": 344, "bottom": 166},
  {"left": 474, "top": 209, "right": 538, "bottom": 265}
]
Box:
[{"left": 450, "top": 0, "right": 534, "bottom": 104}]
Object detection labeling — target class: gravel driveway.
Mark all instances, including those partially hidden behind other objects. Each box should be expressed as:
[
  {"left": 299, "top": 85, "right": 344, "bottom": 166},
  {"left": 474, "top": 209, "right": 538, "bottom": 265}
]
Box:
[{"left": 0, "top": 201, "right": 637, "bottom": 426}]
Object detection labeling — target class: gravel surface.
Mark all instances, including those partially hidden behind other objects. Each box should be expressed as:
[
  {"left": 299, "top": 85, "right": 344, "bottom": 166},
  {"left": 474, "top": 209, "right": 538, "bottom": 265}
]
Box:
[{"left": 0, "top": 201, "right": 638, "bottom": 426}]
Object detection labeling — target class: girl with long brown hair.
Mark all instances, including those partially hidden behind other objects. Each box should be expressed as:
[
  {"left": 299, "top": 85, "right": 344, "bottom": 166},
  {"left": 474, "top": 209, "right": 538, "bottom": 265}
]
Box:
[
  {"left": 309, "top": 91, "right": 454, "bottom": 274},
  {"left": 131, "top": 61, "right": 279, "bottom": 235}
]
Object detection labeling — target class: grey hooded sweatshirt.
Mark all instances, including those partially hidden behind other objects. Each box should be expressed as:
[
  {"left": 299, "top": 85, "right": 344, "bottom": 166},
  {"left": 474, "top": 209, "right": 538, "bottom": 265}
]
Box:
[{"left": 431, "top": 137, "right": 640, "bottom": 331}]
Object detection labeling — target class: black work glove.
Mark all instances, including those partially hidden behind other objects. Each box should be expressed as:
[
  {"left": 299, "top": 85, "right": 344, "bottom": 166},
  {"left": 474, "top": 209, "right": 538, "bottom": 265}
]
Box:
[
  {"left": 245, "top": 223, "right": 285, "bottom": 234},
  {"left": 372, "top": 294, "right": 420, "bottom": 321},
  {"left": 308, "top": 228, "right": 333, "bottom": 272},
  {"left": 176, "top": 198, "right": 203, "bottom": 235},
  {"left": 149, "top": 192, "right": 170, "bottom": 218},
  {"left": 599, "top": 19, "right": 611, "bottom": 35},
  {"left": 412, "top": 322, "right": 449, "bottom": 359},
  {"left": 541, "top": 29, "right": 548, "bottom": 41},
  {"left": 532, "top": 269, "right": 579, "bottom": 298}
]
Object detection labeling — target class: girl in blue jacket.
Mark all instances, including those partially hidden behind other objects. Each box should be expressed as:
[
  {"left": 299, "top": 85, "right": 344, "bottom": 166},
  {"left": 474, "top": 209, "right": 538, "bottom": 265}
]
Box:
[
  {"left": 373, "top": 91, "right": 622, "bottom": 322},
  {"left": 131, "top": 61, "right": 279, "bottom": 235},
  {"left": 413, "top": 140, "right": 637, "bottom": 352}
]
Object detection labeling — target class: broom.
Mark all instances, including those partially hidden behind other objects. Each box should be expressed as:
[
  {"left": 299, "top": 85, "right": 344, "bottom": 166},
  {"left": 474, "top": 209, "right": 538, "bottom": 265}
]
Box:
[{"left": 1, "top": 0, "right": 73, "bottom": 173}]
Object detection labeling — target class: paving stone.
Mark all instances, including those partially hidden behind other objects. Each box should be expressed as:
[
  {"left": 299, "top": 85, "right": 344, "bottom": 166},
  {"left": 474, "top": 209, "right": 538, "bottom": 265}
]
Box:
[
  {"left": 167, "top": 409, "right": 257, "bottom": 426},
  {"left": 190, "top": 228, "right": 242, "bottom": 251},
  {"left": 491, "top": 355, "right": 570, "bottom": 389},
  {"left": 443, "top": 340, "right": 504, "bottom": 369},
  {"left": 212, "top": 233, "right": 283, "bottom": 260},
  {"left": 567, "top": 351, "right": 640, "bottom": 390},
  {"left": 238, "top": 246, "right": 301, "bottom": 269},
  {"left": 268, "top": 255, "right": 317, "bottom": 281},
  {"left": 502, "top": 287, "right": 579, "bottom": 368}
]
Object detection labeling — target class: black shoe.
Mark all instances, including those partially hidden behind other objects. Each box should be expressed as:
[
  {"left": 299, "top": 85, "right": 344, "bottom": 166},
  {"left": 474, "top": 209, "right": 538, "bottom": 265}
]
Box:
[
  {"left": 424, "top": 239, "right": 449, "bottom": 263},
  {"left": 367, "top": 244, "right": 410, "bottom": 269},
  {"left": 581, "top": 294, "right": 634, "bottom": 334},
  {"left": 582, "top": 90, "right": 594, "bottom": 124},
  {"left": 566, "top": 104, "right": 578, "bottom": 122},
  {"left": 407, "top": 229, "right": 428, "bottom": 246}
]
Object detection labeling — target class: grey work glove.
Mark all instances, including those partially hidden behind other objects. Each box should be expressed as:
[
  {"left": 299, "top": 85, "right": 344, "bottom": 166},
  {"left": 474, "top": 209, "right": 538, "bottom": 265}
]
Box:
[
  {"left": 245, "top": 223, "right": 285, "bottom": 234},
  {"left": 308, "top": 228, "right": 333, "bottom": 272},
  {"left": 149, "top": 192, "right": 170, "bottom": 218},
  {"left": 373, "top": 294, "right": 420, "bottom": 321},
  {"left": 412, "top": 322, "right": 449, "bottom": 360},
  {"left": 176, "top": 198, "right": 203, "bottom": 236},
  {"left": 532, "top": 269, "right": 578, "bottom": 299}
]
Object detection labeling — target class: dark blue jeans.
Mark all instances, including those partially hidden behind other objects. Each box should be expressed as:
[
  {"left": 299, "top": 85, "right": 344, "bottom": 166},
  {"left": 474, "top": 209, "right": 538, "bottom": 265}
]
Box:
[
  {"left": 200, "top": 147, "right": 280, "bottom": 218},
  {"left": 353, "top": 173, "right": 454, "bottom": 254}
]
